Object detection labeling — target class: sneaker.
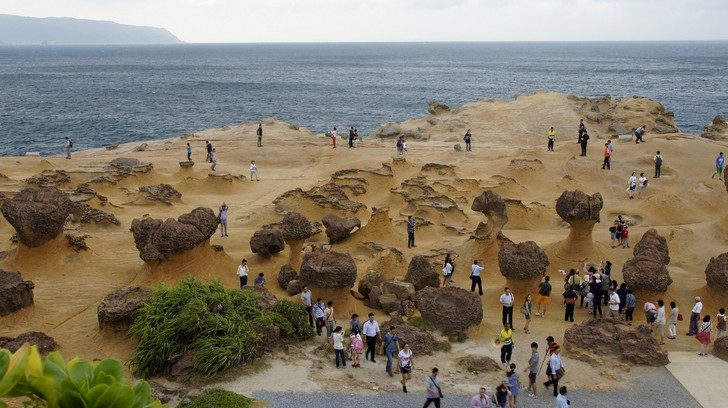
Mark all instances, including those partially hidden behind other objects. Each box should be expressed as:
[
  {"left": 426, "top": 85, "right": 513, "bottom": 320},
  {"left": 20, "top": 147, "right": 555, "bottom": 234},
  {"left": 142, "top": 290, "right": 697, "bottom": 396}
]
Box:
[
  {"left": 535, "top": 313, "right": 541, "bottom": 316},
  {"left": 528, "top": 393, "right": 537, "bottom": 399}
]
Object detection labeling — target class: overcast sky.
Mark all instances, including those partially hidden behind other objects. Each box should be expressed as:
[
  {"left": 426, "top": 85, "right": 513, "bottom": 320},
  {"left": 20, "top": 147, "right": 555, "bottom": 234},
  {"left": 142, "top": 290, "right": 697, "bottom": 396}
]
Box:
[{"left": 3, "top": 0, "right": 727, "bottom": 43}]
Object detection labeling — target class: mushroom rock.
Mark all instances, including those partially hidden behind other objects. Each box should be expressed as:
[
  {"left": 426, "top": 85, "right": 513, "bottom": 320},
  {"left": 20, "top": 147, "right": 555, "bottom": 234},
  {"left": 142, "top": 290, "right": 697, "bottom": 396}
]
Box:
[
  {"left": 555, "top": 190, "right": 603, "bottom": 257},
  {"left": 498, "top": 241, "right": 550, "bottom": 280},
  {"left": 704, "top": 252, "right": 728, "bottom": 290},
  {"left": 404, "top": 255, "right": 440, "bottom": 291},
  {"left": 415, "top": 287, "right": 483, "bottom": 334},
  {"left": 633, "top": 229, "right": 670, "bottom": 265},
  {"left": 1, "top": 187, "right": 73, "bottom": 248},
  {"left": 281, "top": 211, "right": 312, "bottom": 270},
  {"left": 714, "top": 336, "right": 728, "bottom": 362},
  {"left": 249, "top": 229, "right": 286, "bottom": 257},
  {"left": 299, "top": 251, "right": 357, "bottom": 288},
  {"left": 622, "top": 229, "right": 672, "bottom": 292},
  {"left": 322, "top": 214, "right": 361, "bottom": 244},
  {"left": 471, "top": 191, "right": 508, "bottom": 240}
]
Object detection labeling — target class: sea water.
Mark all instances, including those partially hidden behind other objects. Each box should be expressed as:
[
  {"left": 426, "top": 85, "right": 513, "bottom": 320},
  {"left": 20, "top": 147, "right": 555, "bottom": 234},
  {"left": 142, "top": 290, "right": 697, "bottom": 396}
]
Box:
[{"left": 0, "top": 41, "right": 726, "bottom": 156}]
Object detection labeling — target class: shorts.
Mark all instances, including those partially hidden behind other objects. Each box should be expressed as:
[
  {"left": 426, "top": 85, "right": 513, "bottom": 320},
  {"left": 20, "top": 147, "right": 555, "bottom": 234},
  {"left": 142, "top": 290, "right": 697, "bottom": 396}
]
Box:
[
  {"left": 610, "top": 232, "right": 616, "bottom": 239},
  {"left": 446, "top": 273, "right": 453, "bottom": 279},
  {"left": 400, "top": 364, "right": 412, "bottom": 374},
  {"left": 536, "top": 294, "right": 549, "bottom": 305},
  {"left": 646, "top": 310, "right": 657, "bottom": 323},
  {"left": 528, "top": 372, "right": 536, "bottom": 384},
  {"left": 629, "top": 185, "right": 636, "bottom": 190},
  {"left": 717, "top": 167, "right": 724, "bottom": 174}
]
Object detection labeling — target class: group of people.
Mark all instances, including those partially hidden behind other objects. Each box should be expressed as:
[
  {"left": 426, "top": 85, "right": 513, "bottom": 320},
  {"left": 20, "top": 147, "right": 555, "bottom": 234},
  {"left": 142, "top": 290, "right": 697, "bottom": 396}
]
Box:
[
  {"left": 608, "top": 215, "right": 630, "bottom": 248},
  {"left": 685, "top": 296, "right": 728, "bottom": 355},
  {"left": 396, "top": 135, "right": 408, "bottom": 154},
  {"left": 626, "top": 171, "right": 649, "bottom": 199},
  {"left": 234, "top": 258, "right": 265, "bottom": 288},
  {"left": 187, "top": 132, "right": 261, "bottom": 178},
  {"left": 329, "top": 126, "right": 362, "bottom": 149}
]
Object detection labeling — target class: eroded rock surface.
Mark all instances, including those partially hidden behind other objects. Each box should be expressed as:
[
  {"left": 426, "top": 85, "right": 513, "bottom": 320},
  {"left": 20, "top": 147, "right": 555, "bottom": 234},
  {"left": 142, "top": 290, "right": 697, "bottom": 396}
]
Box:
[
  {"left": 322, "top": 214, "right": 361, "bottom": 244},
  {"left": 138, "top": 184, "right": 182, "bottom": 205},
  {"left": 0, "top": 269, "right": 35, "bottom": 316},
  {"left": 0, "top": 332, "right": 58, "bottom": 354},
  {"left": 415, "top": 287, "right": 483, "bottom": 334},
  {"left": 1, "top": 187, "right": 72, "bottom": 248},
  {"left": 299, "top": 251, "right": 357, "bottom": 288},
  {"left": 704, "top": 252, "right": 728, "bottom": 290},
  {"left": 623, "top": 228, "right": 672, "bottom": 292},
  {"left": 130, "top": 207, "right": 218, "bottom": 261},
  {"left": 278, "top": 265, "right": 299, "bottom": 289},
  {"left": 249, "top": 229, "right": 286, "bottom": 257},
  {"left": 404, "top": 256, "right": 440, "bottom": 291},
  {"left": 282, "top": 211, "right": 312, "bottom": 242},
  {"left": 498, "top": 241, "right": 550, "bottom": 279},
  {"left": 471, "top": 191, "right": 508, "bottom": 240},
  {"left": 97, "top": 286, "right": 154, "bottom": 331}
]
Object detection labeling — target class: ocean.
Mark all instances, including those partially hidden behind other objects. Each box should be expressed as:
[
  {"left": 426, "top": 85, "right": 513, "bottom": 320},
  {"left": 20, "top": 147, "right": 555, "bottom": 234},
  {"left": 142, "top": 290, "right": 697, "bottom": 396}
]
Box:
[{"left": 1, "top": 41, "right": 727, "bottom": 156}]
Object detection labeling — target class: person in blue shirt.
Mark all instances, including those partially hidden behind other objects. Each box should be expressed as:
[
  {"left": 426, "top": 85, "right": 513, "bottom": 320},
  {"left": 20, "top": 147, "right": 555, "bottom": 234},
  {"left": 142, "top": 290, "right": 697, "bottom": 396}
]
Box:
[
  {"left": 186, "top": 143, "right": 192, "bottom": 161},
  {"left": 634, "top": 125, "right": 646, "bottom": 143},
  {"left": 712, "top": 152, "right": 724, "bottom": 181}
]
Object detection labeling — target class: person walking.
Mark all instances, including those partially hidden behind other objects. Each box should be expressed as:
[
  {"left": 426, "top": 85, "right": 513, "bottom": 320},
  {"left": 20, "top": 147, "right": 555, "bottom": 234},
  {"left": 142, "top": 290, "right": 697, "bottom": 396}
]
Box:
[
  {"left": 332, "top": 326, "right": 346, "bottom": 368},
  {"left": 506, "top": 363, "right": 521, "bottom": 408},
  {"left": 325, "top": 301, "right": 336, "bottom": 338},
  {"left": 543, "top": 345, "right": 564, "bottom": 397},
  {"left": 205, "top": 141, "right": 212, "bottom": 162},
  {"left": 470, "top": 259, "right": 484, "bottom": 296},
  {"left": 634, "top": 125, "right": 646, "bottom": 143},
  {"left": 697, "top": 315, "right": 713, "bottom": 356},
  {"left": 64, "top": 137, "right": 72, "bottom": 159},
  {"left": 547, "top": 127, "right": 556, "bottom": 151},
  {"left": 218, "top": 202, "right": 229, "bottom": 237},
  {"left": 522, "top": 294, "right": 533, "bottom": 334},
  {"left": 499, "top": 323, "right": 514, "bottom": 364},
  {"left": 330, "top": 127, "right": 337, "bottom": 148},
  {"left": 464, "top": 129, "right": 472, "bottom": 152},
  {"left": 470, "top": 387, "right": 489, "bottom": 407},
  {"left": 624, "top": 289, "right": 636, "bottom": 325},
  {"left": 638, "top": 173, "right": 648, "bottom": 197},
  {"left": 257, "top": 123, "right": 263, "bottom": 147},
  {"left": 668, "top": 301, "right": 679, "bottom": 339},
  {"left": 556, "top": 386, "right": 569, "bottom": 408},
  {"left": 654, "top": 151, "right": 663, "bottom": 178},
  {"left": 579, "top": 130, "right": 589, "bottom": 156},
  {"left": 535, "top": 276, "right": 552, "bottom": 317},
  {"left": 398, "top": 343, "right": 414, "bottom": 393},
  {"left": 493, "top": 381, "right": 511, "bottom": 408},
  {"left": 577, "top": 119, "right": 586, "bottom": 144},
  {"left": 602, "top": 142, "right": 612, "bottom": 169},
  {"left": 381, "top": 326, "right": 400, "bottom": 377},
  {"left": 249, "top": 160, "right": 260, "bottom": 181},
  {"left": 524, "top": 342, "right": 539, "bottom": 398},
  {"left": 407, "top": 216, "right": 416, "bottom": 248},
  {"left": 348, "top": 127, "right": 355, "bottom": 148},
  {"left": 423, "top": 368, "right": 443, "bottom": 408},
  {"left": 300, "top": 286, "right": 314, "bottom": 328},
  {"left": 563, "top": 285, "right": 578, "bottom": 322},
  {"left": 712, "top": 152, "right": 724, "bottom": 181},
  {"left": 186, "top": 143, "right": 192, "bottom": 161},
  {"left": 687, "top": 296, "right": 703, "bottom": 335},
  {"left": 313, "top": 298, "right": 326, "bottom": 336},
  {"left": 210, "top": 148, "right": 217, "bottom": 171},
  {"left": 350, "top": 331, "right": 363, "bottom": 367},
  {"left": 362, "top": 313, "right": 381, "bottom": 363},
  {"left": 236, "top": 259, "right": 249, "bottom": 288},
  {"left": 500, "top": 287, "right": 515, "bottom": 327}
]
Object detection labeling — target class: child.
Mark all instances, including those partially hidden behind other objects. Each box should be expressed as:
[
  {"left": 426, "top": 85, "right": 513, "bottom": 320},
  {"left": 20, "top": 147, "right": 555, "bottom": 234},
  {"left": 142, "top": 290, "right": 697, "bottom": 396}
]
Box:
[
  {"left": 350, "top": 332, "right": 364, "bottom": 367},
  {"left": 584, "top": 291, "right": 594, "bottom": 314},
  {"left": 622, "top": 226, "right": 630, "bottom": 248}
]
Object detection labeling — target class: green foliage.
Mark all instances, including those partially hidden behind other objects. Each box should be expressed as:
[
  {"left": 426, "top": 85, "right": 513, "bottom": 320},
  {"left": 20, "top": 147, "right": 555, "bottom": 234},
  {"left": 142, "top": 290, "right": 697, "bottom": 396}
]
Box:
[
  {"left": 184, "top": 388, "right": 254, "bottom": 408},
  {"left": 447, "top": 332, "right": 468, "bottom": 343},
  {"left": 266, "top": 312, "right": 294, "bottom": 339},
  {"left": 271, "top": 300, "right": 315, "bottom": 341},
  {"left": 0, "top": 344, "right": 166, "bottom": 408},
  {"left": 405, "top": 316, "right": 431, "bottom": 330}
]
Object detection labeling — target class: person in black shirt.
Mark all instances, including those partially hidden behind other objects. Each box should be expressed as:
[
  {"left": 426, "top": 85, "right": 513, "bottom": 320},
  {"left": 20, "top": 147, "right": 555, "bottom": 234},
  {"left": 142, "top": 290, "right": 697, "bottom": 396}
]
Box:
[{"left": 580, "top": 131, "right": 590, "bottom": 156}]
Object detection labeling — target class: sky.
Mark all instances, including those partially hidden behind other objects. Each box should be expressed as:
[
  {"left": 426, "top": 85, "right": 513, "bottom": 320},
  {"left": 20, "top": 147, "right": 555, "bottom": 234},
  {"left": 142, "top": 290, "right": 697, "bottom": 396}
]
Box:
[{"left": 2, "top": 0, "right": 727, "bottom": 43}]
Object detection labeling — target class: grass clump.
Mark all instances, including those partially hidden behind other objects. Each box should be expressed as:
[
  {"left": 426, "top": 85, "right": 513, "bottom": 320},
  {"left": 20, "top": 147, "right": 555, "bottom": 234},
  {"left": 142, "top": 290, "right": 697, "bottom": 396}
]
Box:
[
  {"left": 406, "top": 315, "right": 431, "bottom": 330},
  {"left": 184, "top": 388, "right": 255, "bottom": 408},
  {"left": 271, "top": 299, "right": 315, "bottom": 341}
]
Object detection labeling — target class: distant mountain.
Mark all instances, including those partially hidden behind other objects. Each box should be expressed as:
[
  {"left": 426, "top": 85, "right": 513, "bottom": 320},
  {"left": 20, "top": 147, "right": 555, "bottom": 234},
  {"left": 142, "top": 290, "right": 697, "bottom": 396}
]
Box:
[{"left": 0, "top": 14, "right": 182, "bottom": 45}]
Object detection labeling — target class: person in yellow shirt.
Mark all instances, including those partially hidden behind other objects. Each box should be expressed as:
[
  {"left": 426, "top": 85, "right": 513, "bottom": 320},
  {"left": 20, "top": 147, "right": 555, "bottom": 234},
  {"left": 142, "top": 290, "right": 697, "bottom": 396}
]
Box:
[
  {"left": 547, "top": 127, "right": 556, "bottom": 151},
  {"left": 499, "top": 323, "right": 514, "bottom": 364}
]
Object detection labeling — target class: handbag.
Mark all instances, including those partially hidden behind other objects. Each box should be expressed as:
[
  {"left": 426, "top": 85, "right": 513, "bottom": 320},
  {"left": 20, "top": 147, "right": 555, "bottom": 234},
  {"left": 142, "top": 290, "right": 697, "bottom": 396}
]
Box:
[
  {"left": 520, "top": 305, "right": 528, "bottom": 315},
  {"left": 677, "top": 313, "right": 684, "bottom": 321},
  {"left": 565, "top": 297, "right": 575, "bottom": 305},
  {"left": 556, "top": 367, "right": 566, "bottom": 378}
]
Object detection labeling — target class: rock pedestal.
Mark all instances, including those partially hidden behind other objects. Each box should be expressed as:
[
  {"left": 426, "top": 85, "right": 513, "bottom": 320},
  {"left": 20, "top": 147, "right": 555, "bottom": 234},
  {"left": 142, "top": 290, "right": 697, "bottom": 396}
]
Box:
[
  {"left": 1, "top": 187, "right": 73, "bottom": 248},
  {"left": 0, "top": 269, "right": 35, "bottom": 316},
  {"left": 555, "top": 190, "right": 603, "bottom": 259}
]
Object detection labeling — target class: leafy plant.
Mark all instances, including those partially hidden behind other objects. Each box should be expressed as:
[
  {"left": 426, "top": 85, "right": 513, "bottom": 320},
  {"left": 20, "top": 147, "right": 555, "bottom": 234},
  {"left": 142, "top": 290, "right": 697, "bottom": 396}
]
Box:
[
  {"left": 0, "top": 344, "right": 166, "bottom": 408},
  {"left": 266, "top": 312, "right": 294, "bottom": 339},
  {"left": 184, "top": 388, "right": 254, "bottom": 408},
  {"left": 270, "top": 300, "right": 315, "bottom": 341}
]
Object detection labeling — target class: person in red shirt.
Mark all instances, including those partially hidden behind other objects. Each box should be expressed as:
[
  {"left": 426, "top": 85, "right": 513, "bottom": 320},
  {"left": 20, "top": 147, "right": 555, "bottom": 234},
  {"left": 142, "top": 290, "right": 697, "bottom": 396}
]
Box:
[
  {"left": 621, "top": 226, "right": 630, "bottom": 248},
  {"left": 602, "top": 142, "right": 612, "bottom": 170}
]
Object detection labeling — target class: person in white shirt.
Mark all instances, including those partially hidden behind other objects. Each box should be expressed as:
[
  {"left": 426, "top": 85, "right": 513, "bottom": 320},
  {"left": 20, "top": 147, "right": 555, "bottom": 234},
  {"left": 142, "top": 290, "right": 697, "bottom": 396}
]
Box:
[
  {"left": 64, "top": 136, "right": 72, "bottom": 159},
  {"left": 300, "top": 286, "right": 314, "bottom": 328},
  {"left": 500, "top": 287, "right": 515, "bottom": 327},
  {"left": 362, "top": 313, "right": 381, "bottom": 363},
  {"left": 544, "top": 346, "right": 564, "bottom": 397},
  {"left": 331, "top": 127, "right": 337, "bottom": 148},
  {"left": 210, "top": 148, "right": 217, "bottom": 171},
  {"left": 687, "top": 296, "right": 703, "bottom": 336},
  {"left": 332, "top": 326, "right": 346, "bottom": 368},
  {"left": 398, "top": 343, "right": 414, "bottom": 393},
  {"left": 627, "top": 171, "right": 637, "bottom": 199},
  {"left": 655, "top": 299, "right": 667, "bottom": 344},
  {"left": 556, "top": 386, "right": 569, "bottom": 408},
  {"left": 470, "top": 259, "right": 484, "bottom": 296},
  {"left": 249, "top": 160, "right": 260, "bottom": 181},
  {"left": 638, "top": 172, "right": 648, "bottom": 197},
  {"left": 236, "top": 258, "right": 248, "bottom": 288},
  {"left": 607, "top": 288, "right": 620, "bottom": 319}
]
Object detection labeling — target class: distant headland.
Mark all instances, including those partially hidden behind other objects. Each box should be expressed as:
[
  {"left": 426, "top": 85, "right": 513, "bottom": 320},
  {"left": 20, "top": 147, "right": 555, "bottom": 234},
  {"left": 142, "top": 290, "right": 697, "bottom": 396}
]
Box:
[{"left": 0, "top": 14, "right": 182, "bottom": 45}]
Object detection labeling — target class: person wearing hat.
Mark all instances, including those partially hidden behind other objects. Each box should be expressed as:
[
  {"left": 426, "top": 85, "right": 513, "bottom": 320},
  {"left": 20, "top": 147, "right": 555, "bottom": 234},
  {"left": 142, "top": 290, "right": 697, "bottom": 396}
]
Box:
[
  {"left": 543, "top": 346, "right": 564, "bottom": 397},
  {"left": 499, "top": 323, "right": 514, "bottom": 364},
  {"left": 687, "top": 296, "right": 703, "bottom": 336},
  {"left": 493, "top": 380, "right": 511, "bottom": 408}
]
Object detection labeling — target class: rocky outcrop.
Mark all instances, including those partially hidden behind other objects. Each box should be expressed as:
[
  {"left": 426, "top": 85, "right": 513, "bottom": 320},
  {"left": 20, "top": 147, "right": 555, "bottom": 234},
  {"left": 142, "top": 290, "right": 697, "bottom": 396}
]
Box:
[
  {"left": 371, "top": 122, "right": 401, "bottom": 139},
  {"left": 415, "top": 287, "right": 483, "bottom": 334},
  {"left": 714, "top": 336, "right": 728, "bottom": 362},
  {"left": 382, "top": 313, "right": 438, "bottom": 355},
  {"left": 428, "top": 101, "right": 450, "bottom": 115},
  {"left": 273, "top": 185, "right": 367, "bottom": 214},
  {"left": 404, "top": 256, "right": 440, "bottom": 291},
  {"left": 138, "top": 184, "right": 182, "bottom": 205},
  {"left": 0, "top": 270, "right": 35, "bottom": 316},
  {"left": 498, "top": 241, "right": 550, "bottom": 279},
  {"left": 701, "top": 115, "right": 728, "bottom": 140},
  {"left": 1, "top": 187, "right": 73, "bottom": 248},
  {"left": 358, "top": 270, "right": 386, "bottom": 298},
  {"left": 322, "top": 214, "right": 361, "bottom": 244},
  {"left": 24, "top": 170, "right": 71, "bottom": 188},
  {"left": 0, "top": 332, "right": 58, "bottom": 354},
  {"left": 278, "top": 265, "right": 299, "bottom": 290},
  {"left": 281, "top": 212, "right": 313, "bottom": 242},
  {"left": 97, "top": 287, "right": 154, "bottom": 331},
  {"left": 286, "top": 279, "right": 303, "bottom": 296},
  {"left": 459, "top": 355, "right": 502, "bottom": 373},
  {"left": 66, "top": 233, "right": 90, "bottom": 251},
  {"left": 555, "top": 190, "right": 603, "bottom": 256},
  {"left": 623, "top": 228, "right": 672, "bottom": 292},
  {"left": 249, "top": 229, "right": 286, "bottom": 257},
  {"left": 69, "top": 203, "right": 120, "bottom": 225},
  {"left": 564, "top": 318, "right": 668, "bottom": 366},
  {"left": 471, "top": 191, "right": 508, "bottom": 240},
  {"left": 704, "top": 252, "right": 728, "bottom": 290},
  {"left": 377, "top": 280, "right": 417, "bottom": 316},
  {"left": 130, "top": 207, "right": 219, "bottom": 261},
  {"left": 109, "top": 157, "right": 153, "bottom": 173},
  {"left": 299, "top": 251, "right": 357, "bottom": 288},
  {"left": 242, "top": 285, "right": 278, "bottom": 312}
]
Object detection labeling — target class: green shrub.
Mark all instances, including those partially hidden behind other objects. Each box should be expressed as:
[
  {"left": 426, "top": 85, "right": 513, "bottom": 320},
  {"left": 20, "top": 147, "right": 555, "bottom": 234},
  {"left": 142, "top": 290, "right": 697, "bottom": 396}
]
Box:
[
  {"left": 271, "top": 300, "right": 315, "bottom": 341},
  {"left": 405, "top": 316, "right": 430, "bottom": 330},
  {"left": 184, "top": 388, "right": 254, "bottom": 408},
  {"left": 266, "top": 312, "right": 294, "bottom": 339}
]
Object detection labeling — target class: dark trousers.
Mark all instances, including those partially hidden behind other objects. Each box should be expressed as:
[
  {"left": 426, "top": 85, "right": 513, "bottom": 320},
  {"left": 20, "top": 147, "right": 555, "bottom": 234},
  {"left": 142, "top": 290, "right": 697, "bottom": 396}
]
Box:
[
  {"left": 365, "top": 335, "right": 377, "bottom": 361},
  {"left": 593, "top": 298, "right": 602, "bottom": 317},
  {"left": 465, "top": 141, "right": 471, "bottom": 151},
  {"left": 547, "top": 139, "right": 554, "bottom": 151},
  {"left": 470, "top": 276, "right": 482, "bottom": 295},
  {"left": 408, "top": 232, "right": 415, "bottom": 247},
  {"left": 315, "top": 317, "right": 325, "bottom": 335},
  {"left": 258, "top": 136, "right": 262, "bottom": 147},
  {"left": 689, "top": 312, "right": 700, "bottom": 334},
  {"left": 305, "top": 306, "right": 314, "bottom": 327},
  {"left": 349, "top": 137, "right": 354, "bottom": 148},
  {"left": 423, "top": 398, "right": 441, "bottom": 408},
  {"left": 655, "top": 164, "right": 661, "bottom": 177},
  {"left": 239, "top": 275, "right": 248, "bottom": 288},
  {"left": 187, "top": 152, "right": 191, "bottom": 161},
  {"left": 602, "top": 156, "right": 610, "bottom": 169},
  {"left": 335, "top": 349, "right": 346, "bottom": 367},
  {"left": 625, "top": 307, "right": 635, "bottom": 322},
  {"left": 581, "top": 143, "right": 587, "bottom": 156},
  {"left": 545, "top": 374, "right": 559, "bottom": 397},
  {"left": 500, "top": 343, "right": 512, "bottom": 363},
  {"left": 206, "top": 151, "right": 211, "bottom": 162},
  {"left": 502, "top": 306, "right": 513, "bottom": 327},
  {"left": 565, "top": 304, "right": 575, "bottom": 322},
  {"left": 635, "top": 133, "right": 644, "bottom": 143}
]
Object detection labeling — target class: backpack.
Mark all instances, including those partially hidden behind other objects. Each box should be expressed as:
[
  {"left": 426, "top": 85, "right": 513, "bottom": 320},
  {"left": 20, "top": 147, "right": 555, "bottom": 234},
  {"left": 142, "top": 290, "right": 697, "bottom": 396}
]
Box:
[
  {"left": 655, "top": 156, "right": 662, "bottom": 166},
  {"left": 68, "top": 140, "right": 73, "bottom": 148},
  {"left": 396, "top": 139, "right": 402, "bottom": 148}
]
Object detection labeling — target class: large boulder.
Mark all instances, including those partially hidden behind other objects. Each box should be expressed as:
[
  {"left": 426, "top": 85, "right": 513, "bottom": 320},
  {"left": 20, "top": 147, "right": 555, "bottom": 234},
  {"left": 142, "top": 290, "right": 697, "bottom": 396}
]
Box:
[
  {"left": 321, "top": 214, "right": 361, "bottom": 244},
  {"left": 701, "top": 115, "right": 728, "bottom": 140},
  {"left": 382, "top": 314, "right": 438, "bottom": 355},
  {"left": 0, "top": 332, "right": 58, "bottom": 354},
  {"left": 242, "top": 285, "right": 278, "bottom": 312},
  {"left": 705, "top": 252, "right": 728, "bottom": 290},
  {"left": 278, "top": 265, "right": 299, "bottom": 290},
  {"left": 623, "top": 229, "right": 672, "bottom": 292},
  {"left": 358, "top": 270, "right": 386, "bottom": 298},
  {"left": 404, "top": 256, "right": 440, "bottom": 291},
  {"left": 633, "top": 229, "right": 670, "bottom": 265},
  {"left": 714, "top": 336, "right": 728, "bottom": 362},
  {"left": 282, "top": 211, "right": 312, "bottom": 242},
  {"left": 415, "top": 287, "right": 483, "bottom": 334},
  {"left": 1, "top": 187, "right": 72, "bottom": 247},
  {"left": 459, "top": 355, "right": 502, "bottom": 373},
  {"left": 498, "top": 241, "right": 550, "bottom": 279},
  {"left": 379, "top": 293, "right": 403, "bottom": 315},
  {"left": 564, "top": 318, "right": 668, "bottom": 366},
  {"left": 364, "top": 286, "right": 382, "bottom": 309},
  {"left": 130, "top": 207, "right": 219, "bottom": 261},
  {"left": 372, "top": 122, "right": 402, "bottom": 139},
  {"left": 97, "top": 287, "right": 154, "bottom": 331},
  {"left": 471, "top": 191, "right": 508, "bottom": 240},
  {"left": 0, "top": 270, "right": 35, "bottom": 316},
  {"left": 299, "top": 251, "right": 357, "bottom": 288},
  {"left": 380, "top": 280, "right": 416, "bottom": 302},
  {"left": 249, "top": 229, "right": 286, "bottom": 257},
  {"left": 286, "top": 279, "right": 303, "bottom": 296}
]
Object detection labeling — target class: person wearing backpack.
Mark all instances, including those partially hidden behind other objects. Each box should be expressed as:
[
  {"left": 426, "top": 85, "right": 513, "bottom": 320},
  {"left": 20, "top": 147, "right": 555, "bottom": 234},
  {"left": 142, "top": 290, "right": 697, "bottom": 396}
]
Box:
[
  {"left": 65, "top": 136, "right": 72, "bottom": 159},
  {"left": 464, "top": 129, "right": 472, "bottom": 152},
  {"left": 654, "top": 151, "right": 663, "bottom": 177}
]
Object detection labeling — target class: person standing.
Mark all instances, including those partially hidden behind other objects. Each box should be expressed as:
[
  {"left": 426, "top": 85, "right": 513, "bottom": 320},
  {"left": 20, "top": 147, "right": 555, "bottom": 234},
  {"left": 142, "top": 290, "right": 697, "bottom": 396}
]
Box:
[
  {"left": 655, "top": 299, "right": 667, "bottom": 344},
  {"left": 362, "top": 313, "right": 381, "bottom": 363},
  {"left": 205, "top": 140, "right": 212, "bottom": 162},
  {"left": 407, "top": 216, "right": 416, "bottom": 248},
  {"left": 218, "top": 203, "right": 229, "bottom": 237},
  {"left": 668, "top": 301, "right": 679, "bottom": 339},
  {"left": 313, "top": 298, "right": 326, "bottom": 336},
  {"left": 423, "top": 368, "right": 442, "bottom": 408},
  {"left": 257, "top": 123, "right": 263, "bottom": 147},
  {"left": 634, "top": 125, "right": 646, "bottom": 143},
  {"left": 236, "top": 258, "right": 249, "bottom": 288},
  {"left": 249, "top": 160, "right": 260, "bottom": 181},
  {"left": 332, "top": 326, "right": 346, "bottom": 368},
  {"left": 580, "top": 130, "right": 589, "bottom": 156},
  {"left": 325, "top": 301, "right": 336, "bottom": 338},
  {"left": 577, "top": 119, "right": 586, "bottom": 144},
  {"left": 381, "top": 326, "right": 400, "bottom": 377},
  {"left": 186, "top": 143, "right": 192, "bottom": 161},
  {"left": 64, "top": 137, "right": 72, "bottom": 159},
  {"left": 556, "top": 386, "right": 569, "bottom": 408},
  {"left": 547, "top": 127, "right": 556, "bottom": 151},
  {"left": 535, "top": 276, "right": 552, "bottom": 317},
  {"left": 398, "top": 343, "right": 414, "bottom": 393},
  {"left": 523, "top": 294, "right": 533, "bottom": 334},
  {"left": 348, "top": 127, "right": 355, "bottom": 148},
  {"left": 602, "top": 142, "right": 611, "bottom": 169},
  {"left": 687, "top": 296, "right": 703, "bottom": 336},
  {"left": 470, "top": 259, "right": 484, "bottom": 296},
  {"left": 464, "top": 129, "right": 472, "bottom": 152},
  {"left": 524, "top": 342, "right": 539, "bottom": 398},
  {"left": 624, "top": 289, "right": 636, "bottom": 325},
  {"left": 442, "top": 254, "right": 456, "bottom": 287},
  {"left": 470, "top": 387, "right": 488, "bottom": 407},
  {"left": 210, "top": 148, "right": 217, "bottom": 171},
  {"left": 300, "top": 286, "right": 313, "bottom": 328},
  {"left": 543, "top": 345, "right": 564, "bottom": 397},
  {"left": 654, "top": 151, "right": 663, "bottom": 178},
  {"left": 331, "top": 127, "right": 337, "bottom": 148},
  {"left": 638, "top": 173, "right": 648, "bottom": 197},
  {"left": 607, "top": 288, "right": 620, "bottom": 319},
  {"left": 493, "top": 381, "right": 511, "bottom": 408},
  {"left": 712, "top": 152, "right": 724, "bottom": 181},
  {"left": 499, "top": 323, "right": 514, "bottom": 364},
  {"left": 500, "top": 288, "right": 515, "bottom": 327},
  {"left": 716, "top": 308, "right": 727, "bottom": 340},
  {"left": 590, "top": 275, "right": 603, "bottom": 318},
  {"left": 506, "top": 363, "right": 521, "bottom": 408},
  {"left": 350, "top": 332, "right": 363, "bottom": 367},
  {"left": 697, "top": 315, "right": 713, "bottom": 356},
  {"left": 563, "top": 286, "right": 578, "bottom": 322},
  {"left": 627, "top": 172, "right": 637, "bottom": 199}
]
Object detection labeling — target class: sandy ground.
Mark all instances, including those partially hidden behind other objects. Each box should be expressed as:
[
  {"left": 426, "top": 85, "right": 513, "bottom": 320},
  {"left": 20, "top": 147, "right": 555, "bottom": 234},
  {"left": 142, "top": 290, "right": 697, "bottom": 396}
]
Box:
[{"left": 1, "top": 92, "right": 728, "bottom": 406}]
